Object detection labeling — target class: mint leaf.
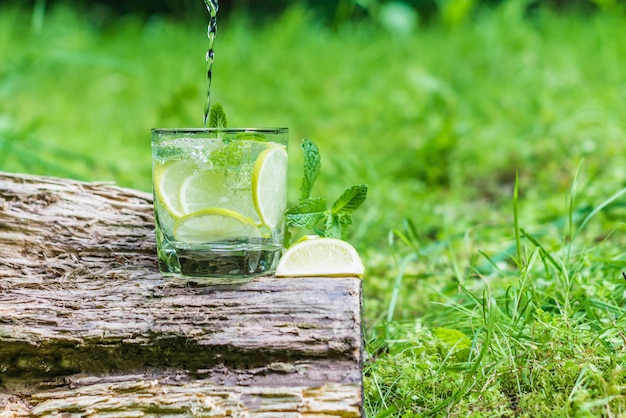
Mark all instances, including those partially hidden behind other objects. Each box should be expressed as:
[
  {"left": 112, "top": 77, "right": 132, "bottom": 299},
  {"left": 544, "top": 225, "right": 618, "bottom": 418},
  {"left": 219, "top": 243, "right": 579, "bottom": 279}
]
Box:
[
  {"left": 300, "top": 139, "right": 320, "bottom": 200},
  {"left": 210, "top": 141, "right": 243, "bottom": 167},
  {"left": 325, "top": 214, "right": 342, "bottom": 239},
  {"left": 338, "top": 214, "right": 352, "bottom": 238},
  {"left": 286, "top": 212, "right": 326, "bottom": 231},
  {"left": 331, "top": 184, "right": 368, "bottom": 215},
  {"left": 324, "top": 213, "right": 354, "bottom": 240},
  {"left": 286, "top": 198, "right": 326, "bottom": 230},
  {"left": 287, "top": 197, "right": 327, "bottom": 215},
  {"left": 208, "top": 102, "right": 227, "bottom": 128}
]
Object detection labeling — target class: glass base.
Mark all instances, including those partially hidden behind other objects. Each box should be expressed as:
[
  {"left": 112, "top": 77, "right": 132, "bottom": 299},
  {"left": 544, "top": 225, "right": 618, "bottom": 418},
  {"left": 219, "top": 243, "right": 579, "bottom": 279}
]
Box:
[{"left": 157, "top": 238, "right": 282, "bottom": 285}]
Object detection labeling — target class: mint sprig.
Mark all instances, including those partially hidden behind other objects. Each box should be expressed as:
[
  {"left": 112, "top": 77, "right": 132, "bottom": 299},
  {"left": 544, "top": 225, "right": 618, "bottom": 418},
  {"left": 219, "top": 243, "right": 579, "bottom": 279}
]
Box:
[
  {"left": 286, "top": 139, "right": 367, "bottom": 241},
  {"left": 300, "top": 139, "right": 321, "bottom": 200},
  {"left": 208, "top": 102, "right": 227, "bottom": 128}
]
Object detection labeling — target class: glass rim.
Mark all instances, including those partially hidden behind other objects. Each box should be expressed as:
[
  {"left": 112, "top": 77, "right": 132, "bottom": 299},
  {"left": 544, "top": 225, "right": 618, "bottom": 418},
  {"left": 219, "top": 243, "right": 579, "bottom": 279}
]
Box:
[{"left": 151, "top": 127, "right": 288, "bottom": 134}]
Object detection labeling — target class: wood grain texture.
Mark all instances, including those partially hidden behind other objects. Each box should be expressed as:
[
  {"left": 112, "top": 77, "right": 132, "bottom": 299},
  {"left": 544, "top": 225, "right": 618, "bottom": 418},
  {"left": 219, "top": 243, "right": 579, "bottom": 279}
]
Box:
[{"left": 0, "top": 172, "right": 363, "bottom": 417}]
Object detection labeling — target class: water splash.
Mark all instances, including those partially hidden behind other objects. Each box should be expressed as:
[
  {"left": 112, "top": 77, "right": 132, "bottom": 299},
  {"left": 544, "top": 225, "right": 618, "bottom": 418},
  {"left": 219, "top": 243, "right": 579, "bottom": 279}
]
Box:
[{"left": 203, "top": 0, "right": 219, "bottom": 126}]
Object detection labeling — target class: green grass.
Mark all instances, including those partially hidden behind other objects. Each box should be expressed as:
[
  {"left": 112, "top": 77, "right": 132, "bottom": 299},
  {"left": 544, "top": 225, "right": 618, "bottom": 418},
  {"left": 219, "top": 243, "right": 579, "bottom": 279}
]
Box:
[{"left": 2, "top": 2, "right": 626, "bottom": 416}]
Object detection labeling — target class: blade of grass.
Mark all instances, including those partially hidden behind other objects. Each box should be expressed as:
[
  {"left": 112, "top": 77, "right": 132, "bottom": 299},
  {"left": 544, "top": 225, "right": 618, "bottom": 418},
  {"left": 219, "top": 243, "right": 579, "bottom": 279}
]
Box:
[
  {"left": 572, "top": 187, "right": 626, "bottom": 241},
  {"left": 386, "top": 254, "right": 415, "bottom": 324},
  {"left": 566, "top": 160, "right": 584, "bottom": 247},
  {"left": 514, "top": 170, "right": 523, "bottom": 267}
]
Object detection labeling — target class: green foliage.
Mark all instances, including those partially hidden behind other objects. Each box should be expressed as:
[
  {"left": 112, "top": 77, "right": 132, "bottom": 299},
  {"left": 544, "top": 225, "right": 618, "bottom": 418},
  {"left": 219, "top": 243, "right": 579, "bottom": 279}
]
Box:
[
  {"left": 431, "top": 327, "right": 472, "bottom": 361},
  {"left": 286, "top": 138, "right": 367, "bottom": 241},
  {"left": 3, "top": 3, "right": 626, "bottom": 415},
  {"left": 208, "top": 141, "right": 244, "bottom": 167},
  {"left": 299, "top": 138, "right": 321, "bottom": 201},
  {"left": 366, "top": 171, "right": 626, "bottom": 415},
  {"left": 207, "top": 102, "right": 227, "bottom": 128}
]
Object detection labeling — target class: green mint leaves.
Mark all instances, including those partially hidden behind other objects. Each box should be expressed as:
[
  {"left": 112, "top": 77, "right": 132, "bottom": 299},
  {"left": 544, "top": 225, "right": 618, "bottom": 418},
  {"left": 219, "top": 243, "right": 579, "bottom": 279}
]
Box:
[
  {"left": 208, "top": 102, "right": 227, "bottom": 128},
  {"left": 209, "top": 141, "right": 243, "bottom": 167},
  {"left": 205, "top": 103, "right": 243, "bottom": 167},
  {"left": 286, "top": 139, "right": 367, "bottom": 240},
  {"left": 286, "top": 198, "right": 326, "bottom": 230},
  {"left": 332, "top": 185, "right": 368, "bottom": 215},
  {"left": 300, "top": 139, "right": 321, "bottom": 200}
]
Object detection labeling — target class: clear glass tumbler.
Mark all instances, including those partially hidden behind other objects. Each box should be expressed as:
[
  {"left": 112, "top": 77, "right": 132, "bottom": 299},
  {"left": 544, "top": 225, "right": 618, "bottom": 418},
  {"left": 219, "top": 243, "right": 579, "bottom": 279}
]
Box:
[{"left": 151, "top": 128, "right": 288, "bottom": 283}]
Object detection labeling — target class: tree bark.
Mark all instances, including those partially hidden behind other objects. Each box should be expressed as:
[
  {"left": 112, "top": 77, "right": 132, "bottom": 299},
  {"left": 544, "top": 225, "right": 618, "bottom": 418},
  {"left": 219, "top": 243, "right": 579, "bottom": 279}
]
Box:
[{"left": 0, "top": 172, "right": 363, "bottom": 417}]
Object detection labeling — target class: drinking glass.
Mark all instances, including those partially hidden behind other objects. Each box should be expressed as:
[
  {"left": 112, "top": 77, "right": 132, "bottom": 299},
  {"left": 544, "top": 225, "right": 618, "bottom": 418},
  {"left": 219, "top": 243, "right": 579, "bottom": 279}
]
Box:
[{"left": 151, "top": 128, "right": 288, "bottom": 283}]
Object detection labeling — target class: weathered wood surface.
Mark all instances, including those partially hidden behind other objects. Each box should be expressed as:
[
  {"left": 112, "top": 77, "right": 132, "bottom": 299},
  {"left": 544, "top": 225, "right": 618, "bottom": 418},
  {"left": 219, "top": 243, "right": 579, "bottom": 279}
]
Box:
[{"left": 0, "top": 172, "right": 363, "bottom": 417}]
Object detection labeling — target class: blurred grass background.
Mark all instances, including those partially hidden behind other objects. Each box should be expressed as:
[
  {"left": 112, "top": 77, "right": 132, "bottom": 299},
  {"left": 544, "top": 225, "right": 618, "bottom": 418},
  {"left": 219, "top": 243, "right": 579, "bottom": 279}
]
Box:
[
  {"left": 4, "top": 0, "right": 624, "bottom": 248},
  {"left": 3, "top": 0, "right": 626, "bottom": 415}
]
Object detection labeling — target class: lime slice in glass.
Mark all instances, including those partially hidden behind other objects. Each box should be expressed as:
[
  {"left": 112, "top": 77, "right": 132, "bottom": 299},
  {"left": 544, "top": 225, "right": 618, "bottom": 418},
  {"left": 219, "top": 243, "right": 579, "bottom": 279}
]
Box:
[
  {"left": 275, "top": 237, "right": 365, "bottom": 278},
  {"left": 154, "top": 160, "right": 197, "bottom": 219},
  {"left": 173, "top": 208, "right": 261, "bottom": 244},
  {"left": 179, "top": 169, "right": 228, "bottom": 214},
  {"left": 252, "top": 145, "right": 288, "bottom": 229},
  {"left": 179, "top": 169, "right": 258, "bottom": 220}
]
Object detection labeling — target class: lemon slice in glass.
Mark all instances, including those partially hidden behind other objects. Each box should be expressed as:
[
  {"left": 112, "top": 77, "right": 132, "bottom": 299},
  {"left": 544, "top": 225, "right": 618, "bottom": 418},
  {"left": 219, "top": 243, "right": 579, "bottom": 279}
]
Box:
[
  {"left": 179, "top": 169, "right": 259, "bottom": 220},
  {"left": 252, "top": 145, "right": 288, "bottom": 229},
  {"left": 153, "top": 160, "right": 197, "bottom": 219},
  {"left": 173, "top": 208, "right": 260, "bottom": 244},
  {"left": 275, "top": 237, "right": 365, "bottom": 278}
]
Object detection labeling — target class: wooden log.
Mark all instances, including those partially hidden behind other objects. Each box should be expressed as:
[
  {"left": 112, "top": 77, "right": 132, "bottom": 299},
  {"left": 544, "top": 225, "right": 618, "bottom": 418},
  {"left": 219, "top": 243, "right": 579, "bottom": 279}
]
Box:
[{"left": 0, "top": 172, "right": 363, "bottom": 417}]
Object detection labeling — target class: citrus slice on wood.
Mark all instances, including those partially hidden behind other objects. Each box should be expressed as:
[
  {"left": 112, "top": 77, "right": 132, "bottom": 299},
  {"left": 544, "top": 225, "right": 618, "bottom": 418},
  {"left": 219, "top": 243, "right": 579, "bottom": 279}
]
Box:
[{"left": 275, "top": 237, "right": 365, "bottom": 278}]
